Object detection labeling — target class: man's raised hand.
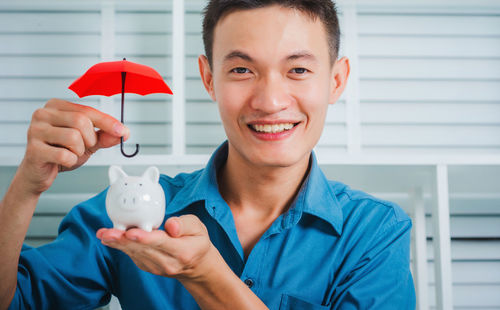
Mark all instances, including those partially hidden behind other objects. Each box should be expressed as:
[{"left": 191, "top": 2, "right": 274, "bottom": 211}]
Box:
[{"left": 19, "top": 98, "right": 129, "bottom": 196}]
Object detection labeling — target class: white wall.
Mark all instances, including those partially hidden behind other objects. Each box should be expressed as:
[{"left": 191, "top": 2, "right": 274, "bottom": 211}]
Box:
[{"left": 0, "top": 0, "right": 499, "bottom": 309}]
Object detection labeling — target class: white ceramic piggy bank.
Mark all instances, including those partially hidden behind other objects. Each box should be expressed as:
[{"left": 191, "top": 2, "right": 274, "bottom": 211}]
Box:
[{"left": 105, "top": 165, "right": 165, "bottom": 232}]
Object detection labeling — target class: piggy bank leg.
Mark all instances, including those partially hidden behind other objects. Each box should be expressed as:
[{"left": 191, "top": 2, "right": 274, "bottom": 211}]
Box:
[
  {"left": 113, "top": 223, "right": 127, "bottom": 231},
  {"left": 140, "top": 224, "right": 153, "bottom": 232}
]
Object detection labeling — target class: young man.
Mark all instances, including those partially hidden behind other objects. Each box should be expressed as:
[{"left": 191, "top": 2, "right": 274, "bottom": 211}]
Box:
[{"left": 0, "top": 0, "right": 416, "bottom": 309}]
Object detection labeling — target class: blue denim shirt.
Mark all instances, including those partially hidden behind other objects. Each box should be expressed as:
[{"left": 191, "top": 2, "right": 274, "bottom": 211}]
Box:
[{"left": 10, "top": 142, "right": 415, "bottom": 309}]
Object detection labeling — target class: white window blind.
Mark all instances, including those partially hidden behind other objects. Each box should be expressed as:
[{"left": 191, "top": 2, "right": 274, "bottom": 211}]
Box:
[{"left": 0, "top": 1, "right": 499, "bottom": 309}]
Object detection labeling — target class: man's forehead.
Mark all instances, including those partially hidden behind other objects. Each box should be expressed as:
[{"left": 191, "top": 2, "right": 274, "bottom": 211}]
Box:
[
  {"left": 216, "top": 4, "right": 317, "bottom": 27},
  {"left": 214, "top": 5, "right": 318, "bottom": 35},
  {"left": 212, "top": 6, "right": 329, "bottom": 63}
]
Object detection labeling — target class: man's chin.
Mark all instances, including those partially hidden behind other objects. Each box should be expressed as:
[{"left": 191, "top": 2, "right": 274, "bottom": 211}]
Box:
[
  {"left": 227, "top": 138, "right": 311, "bottom": 169},
  {"left": 247, "top": 149, "right": 309, "bottom": 169}
]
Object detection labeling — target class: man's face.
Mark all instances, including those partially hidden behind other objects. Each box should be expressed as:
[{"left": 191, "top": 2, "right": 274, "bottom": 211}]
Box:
[{"left": 200, "top": 5, "right": 348, "bottom": 168}]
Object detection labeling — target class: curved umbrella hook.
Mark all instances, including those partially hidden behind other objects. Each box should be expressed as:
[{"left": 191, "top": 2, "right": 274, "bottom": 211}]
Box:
[{"left": 120, "top": 67, "right": 139, "bottom": 158}]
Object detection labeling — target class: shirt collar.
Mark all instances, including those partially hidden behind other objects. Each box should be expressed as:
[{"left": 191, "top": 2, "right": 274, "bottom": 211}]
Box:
[
  {"left": 298, "top": 151, "right": 343, "bottom": 235},
  {"left": 165, "top": 141, "right": 343, "bottom": 235},
  {"left": 165, "top": 142, "right": 228, "bottom": 216}
]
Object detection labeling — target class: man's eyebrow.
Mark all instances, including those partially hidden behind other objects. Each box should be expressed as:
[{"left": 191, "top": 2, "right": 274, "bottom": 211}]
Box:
[
  {"left": 286, "top": 52, "right": 317, "bottom": 62},
  {"left": 222, "top": 50, "right": 317, "bottom": 63},
  {"left": 223, "top": 50, "right": 254, "bottom": 63}
]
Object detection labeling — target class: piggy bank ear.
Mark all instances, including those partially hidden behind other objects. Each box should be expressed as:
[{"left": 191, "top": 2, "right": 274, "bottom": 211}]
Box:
[
  {"left": 109, "top": 165, "right": 127, "bottom": 184},
  {"left": 142, "top": 166, "right": 160, "bottom": 183}
]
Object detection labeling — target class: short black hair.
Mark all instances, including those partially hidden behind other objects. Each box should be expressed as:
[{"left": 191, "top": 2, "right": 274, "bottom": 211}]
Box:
[{"left": 202, "top": 0, "right": 341, "bottom": 68}]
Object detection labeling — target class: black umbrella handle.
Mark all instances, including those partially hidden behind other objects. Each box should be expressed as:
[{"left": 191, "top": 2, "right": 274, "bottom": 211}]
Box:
[
  {"left": 120, "top": 70, "right": 140, "bottom": 158},
  {"left": 121, "top": 137, "right": 139, "bottom": 158}
]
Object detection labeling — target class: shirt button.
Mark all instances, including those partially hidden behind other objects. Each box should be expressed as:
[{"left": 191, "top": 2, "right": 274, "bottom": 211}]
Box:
[{"left": 244, "top": 278, "right": 254, "bottom": 288}]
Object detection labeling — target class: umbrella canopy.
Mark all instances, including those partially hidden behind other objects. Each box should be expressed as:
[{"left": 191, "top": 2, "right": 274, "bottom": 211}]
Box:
[
  {"left": 69, "top": 58, "right": 173, "bottom": 157},
  {"left": 69, "top": 59, "right": 172, "bottom": 97}
]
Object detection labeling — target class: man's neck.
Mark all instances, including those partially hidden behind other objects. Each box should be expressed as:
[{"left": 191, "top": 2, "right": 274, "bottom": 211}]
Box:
[{"left": 217, "top": 144, "right": 311, "bottom": 221}]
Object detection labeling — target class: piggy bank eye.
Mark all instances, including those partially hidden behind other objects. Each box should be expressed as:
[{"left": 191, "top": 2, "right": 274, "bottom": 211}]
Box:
[
  {"left": 139, "top": 183, "right": 143, "bottom": 186},
  {"left": 124, "top": 183, "right": 128, "bottom": 186}
]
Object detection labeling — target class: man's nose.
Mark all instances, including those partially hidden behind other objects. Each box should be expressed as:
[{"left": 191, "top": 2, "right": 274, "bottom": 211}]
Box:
[{"left": 250, "top": 74, "right": 291, "bottom": 113}]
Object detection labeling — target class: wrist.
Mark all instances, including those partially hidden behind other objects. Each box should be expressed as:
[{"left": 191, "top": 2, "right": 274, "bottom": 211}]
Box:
[
  {"left": 4, "top": 168, "right": 42, "bottom": 207},
  {"left": 179, "top": 244, "right": 228, "bottom": 285},
  {"left": 14, "top": 160, "right": 47, "bottom": 197},
  {"left": 177, "top": 245, "right": 269, "bottom": 310}
]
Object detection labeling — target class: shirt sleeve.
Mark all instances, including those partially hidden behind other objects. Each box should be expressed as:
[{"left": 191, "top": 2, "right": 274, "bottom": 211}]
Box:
[
  {"left": 331, "top": 216, "right": 416, "bottom": 310},
  {"left": 8, "top": 191, "right": 114, "bottom": 310}
]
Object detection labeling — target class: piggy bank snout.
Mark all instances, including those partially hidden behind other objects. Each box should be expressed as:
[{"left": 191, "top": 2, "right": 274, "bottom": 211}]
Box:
[{"left": 118, "top": 191, "right": 141, "bottom": 210}]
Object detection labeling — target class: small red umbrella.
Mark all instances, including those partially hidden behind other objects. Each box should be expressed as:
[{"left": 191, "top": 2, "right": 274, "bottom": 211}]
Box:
[{"left": 69, "top": 58, "right": 173, "bottom": 157}]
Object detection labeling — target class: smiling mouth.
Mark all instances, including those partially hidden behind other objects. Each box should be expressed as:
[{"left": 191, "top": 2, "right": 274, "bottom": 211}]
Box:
[{"left": 248, "top": 122, "right": 300, "bottom": 134}]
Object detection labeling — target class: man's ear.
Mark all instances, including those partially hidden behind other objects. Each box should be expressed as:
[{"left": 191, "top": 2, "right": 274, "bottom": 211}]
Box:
[
  {"left": 329, "top": 57, "right": 350, "bottom": 105},
  {"left": 198, "top": 55, "right": 216, "bottom": 101}
]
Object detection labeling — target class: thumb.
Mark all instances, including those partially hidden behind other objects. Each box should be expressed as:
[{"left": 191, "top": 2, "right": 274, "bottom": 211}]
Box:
[
  {"left": 165, "top": 215, "right": 206, "bottom": 238},
  {"left": 89, "top": 127, "right": 130, "bottom": 152}
]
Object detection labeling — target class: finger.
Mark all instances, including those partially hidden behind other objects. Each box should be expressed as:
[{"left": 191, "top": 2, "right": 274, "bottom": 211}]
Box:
[
  {"left": 96, "top": 228, "right": 127, "bottom": 242},
  {"left": 33, "top": 108, "right": 98, "bottom": 149},
  {"left": 116, "top": 242, "right": 182, "bottom": 277},
  {"left": 45, "top": 98, "right": 129, "bottom": 138},
  {"left": 101, "top": 233, "right": 163, "bottom": 259},
  {"left": 42, "top": 126, "right": 86, "bottom": 157},
  {"left": 90, "top": 129, "right": 129, "bottom": 153},
  {"left": 32, "top": 139, "right": 78, "bottom": 168},
  {"left": 123, "top": 229, "right": 183, "bottom": 256},
  {"left": 124, "top": 228, "right": 168, "bottom": 246},
  {"left": 165, "top": 217, "right": 181, "bottom": 237},
  {"left": 96, "top": 228, "right": 106, "bottom": 239},
  {"left": 131, "top": 247, "right": 184, "bottom": 276},
  {"left": 100, "top": 238, "right": 129, "bottom": 251},
  {"left": 165, "top": 215, "right": 206, "bottom": 238}
]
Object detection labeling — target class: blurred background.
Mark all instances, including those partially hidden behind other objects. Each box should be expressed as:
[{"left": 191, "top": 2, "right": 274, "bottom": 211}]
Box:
[{"left": 0, "top": 0, "right": 499, "bottom": 309}]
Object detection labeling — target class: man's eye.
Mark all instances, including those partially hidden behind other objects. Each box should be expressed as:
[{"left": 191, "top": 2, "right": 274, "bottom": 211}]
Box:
[
  {"left": 231, "top": 67, "right": 250, "bottom": 74},
  {"left": 290, "top": 68, "right": 308, "bottom": 74}
]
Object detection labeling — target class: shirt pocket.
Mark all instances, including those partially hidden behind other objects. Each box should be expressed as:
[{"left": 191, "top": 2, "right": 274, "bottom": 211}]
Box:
[{"left": 279, "top": 294, "right": 330, "bottom": 310}]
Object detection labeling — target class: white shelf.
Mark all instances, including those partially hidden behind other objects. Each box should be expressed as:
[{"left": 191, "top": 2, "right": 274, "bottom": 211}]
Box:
[{"left": 2, "top": 153, "right": 500, "bottom": 167}]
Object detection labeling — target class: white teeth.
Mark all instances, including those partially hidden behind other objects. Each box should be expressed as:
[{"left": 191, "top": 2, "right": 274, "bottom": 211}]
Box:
[{"left": 251, "top": 123, "right": 295, "bottom": 133}]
